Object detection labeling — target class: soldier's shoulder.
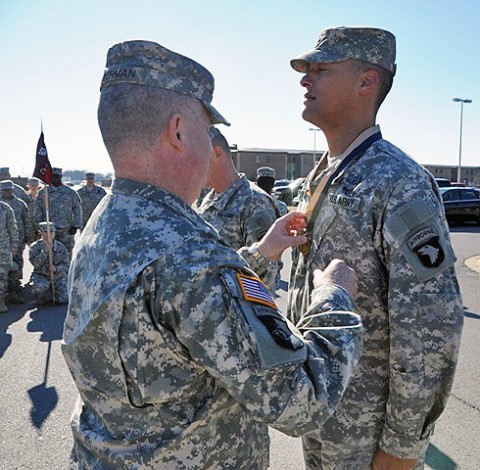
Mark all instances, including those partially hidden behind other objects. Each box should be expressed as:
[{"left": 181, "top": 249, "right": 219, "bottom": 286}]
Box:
[{"left": 247, "top": 181, "right": 278, "bottom": 211}]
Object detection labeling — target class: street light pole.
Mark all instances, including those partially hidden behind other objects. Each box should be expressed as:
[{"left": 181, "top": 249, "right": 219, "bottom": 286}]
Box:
[
  {"left": 309, "top": 128, "right": 320, "bottom": 171},
  {"left": 452, "top": 97, "right": 472, "bottom": 183}
]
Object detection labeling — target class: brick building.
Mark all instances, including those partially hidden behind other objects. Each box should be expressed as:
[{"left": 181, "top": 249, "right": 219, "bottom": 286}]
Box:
[
  {"left": 231, "top": 147, "right": 325, "bottom": 181},
  {"left": 423, "top": 164, "right": 480, "bottom": 187},
  {"left": 230, "top": 147, "right": 480, "bottom": 187}
]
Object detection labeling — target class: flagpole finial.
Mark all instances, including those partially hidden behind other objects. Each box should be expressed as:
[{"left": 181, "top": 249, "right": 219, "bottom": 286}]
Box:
[{"left": 41, "top": 118, "right": 43, "bottom": 134}]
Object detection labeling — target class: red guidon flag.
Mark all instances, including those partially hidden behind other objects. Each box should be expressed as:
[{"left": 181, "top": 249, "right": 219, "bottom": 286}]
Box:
[{"left": 33, "top": 131, "right": 53, "bottom": 184}]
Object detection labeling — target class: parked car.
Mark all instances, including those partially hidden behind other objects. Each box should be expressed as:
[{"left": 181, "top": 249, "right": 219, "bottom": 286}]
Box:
[
  {"left": 435, "top": 178, "right": 451, "bottom": 188},
  {"left": 440, "top": 187, "right": 480, "bottom": 225},
  {"left": 273, "top": 177, "right": 305, "bottom": 205}
]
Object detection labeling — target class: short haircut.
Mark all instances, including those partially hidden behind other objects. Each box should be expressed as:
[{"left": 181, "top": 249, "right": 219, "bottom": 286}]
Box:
[
  {"left": 98, "top": 83, "right": 202, "bottom": 157},
  {"left": 210, "top": 130, "right": 231, "bottom": 158},
  {"left": 352, "top": 60, "right": 394, "bottom": 110}
]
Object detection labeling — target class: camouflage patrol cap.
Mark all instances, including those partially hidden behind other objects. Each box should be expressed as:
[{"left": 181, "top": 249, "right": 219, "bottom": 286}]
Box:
[
  {"left": 101, "top": 40, "right": 230, "bottom": 126},
  {"left": 0, "top": 167, "right": 9, "bottom": 174},
  {"left": 0, "top": 179, "right": 14, "bottom": 190},
  {"left": 256, "top": 167, "right": 276, "bottom": 178},
  {"left": 52, "top": 167, "right": 63, "bottom": 175},
  {"left": 39, "top": 221, "right": 56, "bottom": 232},
  {"left": 291, "top": 27, "right": 396, "bottom": 76},
  {"left": 85, "top": 172, "right": 95, "bottom": 179},
  {"left": 28, "top": 177, "right": 40, "bottom": 185}
]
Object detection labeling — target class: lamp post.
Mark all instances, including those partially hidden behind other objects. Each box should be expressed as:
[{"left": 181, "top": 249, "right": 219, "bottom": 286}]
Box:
[
  {"left": 452, "top": 98, "right": 472, "bottom": 183},
  {"left": 309, "top": 128, "right": 320, "bottom": 171}
]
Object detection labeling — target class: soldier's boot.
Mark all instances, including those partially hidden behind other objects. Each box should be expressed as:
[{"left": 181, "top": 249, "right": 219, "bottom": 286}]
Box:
[{"left": 0, "top": 297, "right": 8, "bottom": 313}]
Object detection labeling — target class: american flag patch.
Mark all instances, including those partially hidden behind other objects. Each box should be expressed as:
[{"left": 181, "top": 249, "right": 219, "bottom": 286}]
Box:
[{"left": 237, "top": 273, "right": 276, "bottom": 309}]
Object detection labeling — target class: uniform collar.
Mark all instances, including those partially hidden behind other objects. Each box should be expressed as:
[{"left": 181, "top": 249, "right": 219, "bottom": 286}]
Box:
[
  {"left": 112, "top": 177, "right": 201, "bottom": 224},
  {"left": 201, "top": 174, "right": 248, "bottom": 211}
]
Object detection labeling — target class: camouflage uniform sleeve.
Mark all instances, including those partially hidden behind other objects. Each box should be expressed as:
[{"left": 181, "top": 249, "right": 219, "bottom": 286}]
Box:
[
  {"left": 29, "top": 241, "right": 48, "bottom": 270},
  {"left": 378, "top": 179, "right": 464, "bottom": 459},
  {"left": 6, "top": 205, "right": 18, "bottom": 252},
  {"left": 20, "top": 200, "right": 35, "bottom": 243},
  {"left": 243, "top": 204, "right": 277, "bottom": 245},
  {"left": 72, "top": 191, "right": 83, "bottom": 229},
  {"left": 238, "top": 244, "right": 281, "bottom": 292},
  {"left": 55, "top": 241, "right": 70, "bottom": 273},
  {"left": 160, "top": 261, "right": 362, "bottom": 437},
  {"left": 34, "top": 192, "right": 45, "bottom": 226}
]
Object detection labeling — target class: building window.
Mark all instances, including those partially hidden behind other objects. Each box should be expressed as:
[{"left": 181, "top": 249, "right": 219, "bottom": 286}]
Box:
[{"left": 255, "top": 155, "right": 260, "bottom": 164}]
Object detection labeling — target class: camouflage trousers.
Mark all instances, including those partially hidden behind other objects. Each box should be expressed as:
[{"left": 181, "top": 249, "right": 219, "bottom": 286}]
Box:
[
  {"left": 7, "top": 244, "right": 25, "bottom": 293},
  {"left": 0, "top": 259, "right": 10, "bottom": 297},
  {"left": 29, "top": 272, "right": 68, "bottom": 303},
  {"left": 302, "top": 422, "right": 426, "bottom": 470},
  {"left": 56, "top": 230, "right": 75, "bottom": 256}
]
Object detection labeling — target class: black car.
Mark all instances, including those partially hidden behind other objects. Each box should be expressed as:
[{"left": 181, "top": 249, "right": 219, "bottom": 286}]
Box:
[
  {"left": 273, "top": 177, "right": 305, "bottom": 205},
  {"left": 440, "top": 187, "right": 480, "bottom": 225},
  {"left": 435, "top": 178, "right": 451, "bottom": 188}
]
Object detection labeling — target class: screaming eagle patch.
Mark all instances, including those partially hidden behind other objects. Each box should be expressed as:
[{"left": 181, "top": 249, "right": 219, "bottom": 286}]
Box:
[{"left": 408, "top": 227, "right": 445, "bottom": 268}]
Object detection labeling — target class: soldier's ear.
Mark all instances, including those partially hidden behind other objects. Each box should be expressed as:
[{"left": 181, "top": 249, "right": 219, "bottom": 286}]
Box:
[
  {"left": 167, "top": 114, "right": 185, "bottom": 151},
  {"left": 359, "top": 69, "right": 379, "bottom": 94}
]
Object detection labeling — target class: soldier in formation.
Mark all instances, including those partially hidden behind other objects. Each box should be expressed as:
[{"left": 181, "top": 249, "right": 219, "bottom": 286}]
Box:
[
  {"left": 76, "top": 172, "right": 107, "bottom": 229},
  {"left": 0, "top": 167, "right": 30, "bottom": 207},
  {"left": 34, "top": 167, "right": 82, "bottom": 256},
  {"left": 0, "top": 180, "right": 34, "bottom": 304},
  {"left": 0, "top": 200, "right": 17, "bottom": 313},
  {"left": 256, "top": 166, "right": 289, "bottom": 216},
  {"left": 28, "top": 221, "right": 69, "bottom": 305}
]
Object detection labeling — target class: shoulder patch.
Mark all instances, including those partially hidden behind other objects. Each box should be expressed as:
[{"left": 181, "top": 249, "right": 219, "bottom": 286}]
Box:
[
  {"left": 237, "top": 273, "right": 276, "bottom": 309},
  {"left": 408, "top": 227, "right": 445, "bottom": 268}
]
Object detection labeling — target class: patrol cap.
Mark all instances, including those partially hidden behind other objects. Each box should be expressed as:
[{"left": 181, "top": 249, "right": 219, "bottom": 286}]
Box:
[
  {"left": 0, "top": 167, "right": 9, "bottom": 174},
  {"left": 101, "top": 40, "right": 230, "bottom": 126},
  {"left": 39, "top": 221, "right": 56, "bottom": 232},
  {"left": 52, "top": 167, "right": 63, "bottom": 175},
  {"left": 85, "top": 172, "right": 95, "bottom": 179},
  {"left": 0, "top": 180, "right": 14, "bottom": 190},
  {"left": 290, "top": 26, "right": 396, "bottom": 76},
  {"left": 28, "top": 177, "right": 40, "bottom": 185},
  {"left": 257, "top": 166, "right": 276, "bottom": 178}
]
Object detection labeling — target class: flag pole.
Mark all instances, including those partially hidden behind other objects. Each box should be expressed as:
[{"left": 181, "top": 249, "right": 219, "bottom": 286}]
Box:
[
  {"left": 34, "top": 121, "right": 56, "bottom": 305},
  {"left": 43, "top": 188, "right": 56, "bottom": 305}
]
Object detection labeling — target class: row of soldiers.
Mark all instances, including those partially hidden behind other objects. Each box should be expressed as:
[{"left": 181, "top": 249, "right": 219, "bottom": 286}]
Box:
[{"left": 0, "top": 167, "right": 106, "bottom": 312}]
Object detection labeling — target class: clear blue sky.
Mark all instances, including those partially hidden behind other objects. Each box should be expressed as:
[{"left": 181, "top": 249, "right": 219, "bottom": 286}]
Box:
[{"left": 1, "top": 0, "right": 479, "bottom": 176}]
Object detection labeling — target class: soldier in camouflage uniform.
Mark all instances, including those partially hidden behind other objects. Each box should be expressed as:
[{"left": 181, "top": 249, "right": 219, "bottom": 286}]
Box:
[
  {"left": 289, "top": 27, "right": 464, "bottom": 470},
  {"left": 34, "top": 167, "right": 82, "bottom": 256},
  {"left": 76, "top": 172, "right": 107, "bottom": 229},
  {"left": 197, "top": 127, "right": 285, "bottom": 290},
  {"left": 28, "top": 221, "right": 69, "bottom": 305},
  {"left": 0, "top": 201, "right": 17, "bottom": 313},
  {"left": 62, "top": 40, "right": 364, "bottom": 469},
  {"left": 0, "top": 180, "right": 34, "bottom": 303},
  {"left": 27, "top": 177, "right": 40, "bottom": 243},
  {"left": 256, "top": 166, "right": 289, "bottom": 216},
  {"left": 0, "top": 167, "right": 31, "bottom": 207}
]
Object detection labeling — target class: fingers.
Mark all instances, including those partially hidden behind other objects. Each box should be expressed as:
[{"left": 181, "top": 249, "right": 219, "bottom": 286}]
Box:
[{"left": 313, "top": 259, "right": 358, "bottom": 300}]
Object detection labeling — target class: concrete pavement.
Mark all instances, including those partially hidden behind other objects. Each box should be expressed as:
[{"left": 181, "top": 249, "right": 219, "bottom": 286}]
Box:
[{"left": 465, "top": 255, "right": 480, "bottom": 273}]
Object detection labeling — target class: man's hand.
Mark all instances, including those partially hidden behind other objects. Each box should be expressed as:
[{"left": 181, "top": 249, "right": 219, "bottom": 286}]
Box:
[
  {"left": 372, "top": 449, "right": 417, "bottom": 470},
  {"left": 313, "top": 259, "right": 358, "bottom": 300},
  {"left": 256, "top": 211, "right": 308, "bottom": 261}
]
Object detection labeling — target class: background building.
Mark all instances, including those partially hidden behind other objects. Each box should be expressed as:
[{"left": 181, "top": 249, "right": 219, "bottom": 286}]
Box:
[{"left": 232, "top": 147, "right": 324, "bottom": 181}]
